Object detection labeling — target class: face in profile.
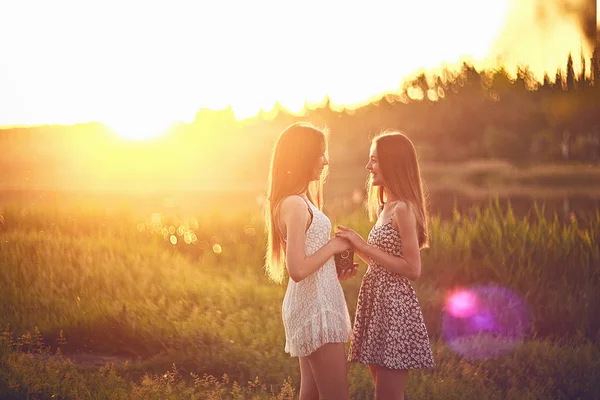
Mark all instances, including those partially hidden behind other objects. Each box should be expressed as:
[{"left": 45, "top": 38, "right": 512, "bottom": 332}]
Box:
[
  {"left": 366, "top": 144, "right": 384, "bottom": 186},
  {"left": 311, "top": 149, "right": 329, "bottom": 182}
]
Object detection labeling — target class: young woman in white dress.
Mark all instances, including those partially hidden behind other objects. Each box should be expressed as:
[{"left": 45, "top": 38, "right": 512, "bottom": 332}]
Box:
[{"left": 265, "top": 122, "right": 355, "bottom": 400}]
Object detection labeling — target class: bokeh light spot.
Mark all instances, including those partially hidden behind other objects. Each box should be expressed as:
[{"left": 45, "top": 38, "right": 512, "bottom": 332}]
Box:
[
  {"left": 151, "top": 213, "right": 162, "bottom": 225},
  {"left": 427, "top": 89, "right": 439, "bottom": 101},
  {"left": 352, "top": 189, "right": 363, "bottom": 204},
  {"left": 446, "top": 289, "right": 478, "bottom": 318},
  {"left": 443, "top": 285, "right": 529, "bottom": 359},
  {"left": 407, "top": 86, "right": 424, "bottom": 101}
]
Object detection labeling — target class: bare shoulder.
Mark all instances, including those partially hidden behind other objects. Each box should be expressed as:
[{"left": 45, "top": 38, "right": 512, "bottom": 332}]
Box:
[
  {"left": 392, "top": 201, "right": 416, "bottom": 227},
  {"left": 393, "top": 201, "right": 409, "bottom": 212},
  {"left": 279, "top": 195, "right": 309, "bottom": 219}
]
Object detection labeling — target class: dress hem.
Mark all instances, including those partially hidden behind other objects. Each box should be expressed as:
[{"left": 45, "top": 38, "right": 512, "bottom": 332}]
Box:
[{"left": 286, "top": 335, "right": 351, "bottom": 358}]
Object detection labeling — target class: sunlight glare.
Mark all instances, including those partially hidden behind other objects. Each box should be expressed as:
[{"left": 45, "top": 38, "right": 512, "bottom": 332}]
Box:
[
  {"left": 280, "top": 97, "right": 307, "bottom": 116},
  {"left": 106, "top": 117, "right": 174, "bottom": 141},
  {"left": 0, "top": 0, "right": 591, "bottom": 125}
]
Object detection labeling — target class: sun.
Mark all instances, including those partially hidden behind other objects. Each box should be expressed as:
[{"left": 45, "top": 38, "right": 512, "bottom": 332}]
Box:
[{"left": 106, "top": 117, "right": 175, "bottom": 141}]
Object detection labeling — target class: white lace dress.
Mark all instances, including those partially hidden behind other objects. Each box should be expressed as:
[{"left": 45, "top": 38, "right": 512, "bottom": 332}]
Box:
[{"left": 281, "top": 196, "right": 353, "bottom": 357}]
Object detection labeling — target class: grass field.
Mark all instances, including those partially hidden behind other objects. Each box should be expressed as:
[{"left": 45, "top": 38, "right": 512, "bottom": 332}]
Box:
[{"left": 0, "top": 197, "right": 599, "bottom": 399}]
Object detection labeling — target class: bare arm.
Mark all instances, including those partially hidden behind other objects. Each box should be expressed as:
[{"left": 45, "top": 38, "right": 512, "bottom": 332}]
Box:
[
  {"left": 353, "top": 245, "right": 371, "bottom": 265},
  {"left": 336, "top": 202, "right": 422, "bottom": 280},
  {"left": 281, "top": 196, "right": 349, "bottom": 282}
]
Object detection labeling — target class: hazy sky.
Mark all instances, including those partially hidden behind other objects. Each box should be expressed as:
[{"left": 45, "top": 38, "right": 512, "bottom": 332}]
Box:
[{"left": 0, "top": 0, "right": 593, "bottom": 136}]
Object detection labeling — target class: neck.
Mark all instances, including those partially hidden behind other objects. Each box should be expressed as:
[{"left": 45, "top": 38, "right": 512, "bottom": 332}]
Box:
[{"left": 383, "top": 188, "right": 399, "bottom": 203}]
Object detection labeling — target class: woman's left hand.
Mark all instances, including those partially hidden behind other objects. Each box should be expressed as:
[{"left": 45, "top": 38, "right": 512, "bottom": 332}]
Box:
[{"left": 335, "top": 225, "right": 367, "bottom": 252}]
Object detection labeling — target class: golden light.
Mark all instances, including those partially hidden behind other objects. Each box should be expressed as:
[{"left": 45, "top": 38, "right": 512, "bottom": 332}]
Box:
[
  {"left": 0, "top": 0, "right": 593, "bottom": 127},
  {"left": 280, "top": 97, "right": 307, "bottom": 116},
  {"left": 106, "top": 118, "right": 174, "bottom": 141},
  {"left": 488, "top": 0, "right": 595, "bottom": 80}
]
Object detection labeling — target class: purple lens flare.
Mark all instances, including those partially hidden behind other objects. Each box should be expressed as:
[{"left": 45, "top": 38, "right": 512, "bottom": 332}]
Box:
[{"left": 442, "top": 285, "right": 529, "bottom": 359}]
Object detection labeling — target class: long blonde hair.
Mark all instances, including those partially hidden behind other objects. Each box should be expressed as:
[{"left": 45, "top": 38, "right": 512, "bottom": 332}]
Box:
[
  {"left": 367, "top": 131, "right": 429, "bottom": 249},
  {"left": 265, "top": 122, "right": 328, "bottom": 283}
]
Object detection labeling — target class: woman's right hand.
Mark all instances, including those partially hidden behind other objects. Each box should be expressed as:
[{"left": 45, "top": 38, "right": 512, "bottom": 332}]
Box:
[
  {"left": 338, "top": 263, "right": 359, "bottom": 281},
  {"left": 327, "top": 236, "right": 352, "bottom": 255}
]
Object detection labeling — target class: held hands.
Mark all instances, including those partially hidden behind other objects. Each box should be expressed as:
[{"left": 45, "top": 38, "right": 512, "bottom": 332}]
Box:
[
  {"left": 335, "top": 226, "right": 368, "bottom": 253},
  {"left": 327, "top": 236, "right": 359, "bottom": 281},
  {"left": 327, "top": 236, "right": 352, "bottom": 254}
]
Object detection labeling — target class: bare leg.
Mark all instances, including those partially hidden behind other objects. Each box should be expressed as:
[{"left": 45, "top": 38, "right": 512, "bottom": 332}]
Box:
[
  {"left": 374, "top": 367, "right": 409, "bottom": 400},
  {"left": 299, "top": 357, "right": 319, "bottom": 400},
  {"left": 306, "top": 343, "right": 349, "bottom": 400}
]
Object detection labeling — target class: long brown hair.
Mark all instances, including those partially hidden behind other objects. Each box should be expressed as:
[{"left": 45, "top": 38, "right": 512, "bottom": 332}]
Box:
[
  {"left": 367, "top": 131, "right": 429, "bottom": 248},
  {"left": 265, "top": 122, "right": 328, "bottom": 283}
]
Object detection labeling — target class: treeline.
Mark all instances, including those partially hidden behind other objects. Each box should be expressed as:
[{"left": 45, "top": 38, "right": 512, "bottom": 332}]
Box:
[
  {"left": 243, "top": 51, "right": 600, "bottom": 164},
  {"left": 165, "top": 51, "right": 600, "bottom": 165},
  {"left": 0, "top": 53, "right": 599, "bottom": 191}
]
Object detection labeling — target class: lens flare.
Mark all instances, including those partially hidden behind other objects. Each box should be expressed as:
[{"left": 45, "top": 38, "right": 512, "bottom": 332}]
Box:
[
  {"left": 446, "top": 290, "right": 479, "bottom": 318},
  {"left": 443, "top": 285, "right": 529, "bottom": 359}
]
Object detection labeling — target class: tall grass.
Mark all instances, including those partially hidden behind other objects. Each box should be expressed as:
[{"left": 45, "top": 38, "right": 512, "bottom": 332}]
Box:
[
  {"left": 425, "top": 199, "right": 600, "bottom": 340},
  {"left": 335, "top": 198, "right": 600, "bottom": 341},
  {"left": 0, "top": 198, "right": 598, "bottom": 398},
  {"left": 1, "top": 325, "right": 598, "bottom": 400}
]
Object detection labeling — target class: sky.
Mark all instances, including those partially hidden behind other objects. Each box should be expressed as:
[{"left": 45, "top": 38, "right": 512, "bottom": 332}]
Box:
[{"left": 0, "top": 0, "right": 595, "bottom": 138}]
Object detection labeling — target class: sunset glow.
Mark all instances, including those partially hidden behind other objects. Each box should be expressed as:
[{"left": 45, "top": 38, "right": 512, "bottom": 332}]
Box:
[{"left": 0, "top": 0, "right": 595, "bottom": 140}]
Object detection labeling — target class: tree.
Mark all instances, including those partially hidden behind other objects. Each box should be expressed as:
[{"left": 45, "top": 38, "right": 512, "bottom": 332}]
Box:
[
  {"left": 592, "top": 47, "right": 599, "bottom": 88},
  {"left": 555, "top": 69, "right": 564, "bottom": 90},
  {"left": 566, "top": 53, "right": 575, "bottom": 90}
]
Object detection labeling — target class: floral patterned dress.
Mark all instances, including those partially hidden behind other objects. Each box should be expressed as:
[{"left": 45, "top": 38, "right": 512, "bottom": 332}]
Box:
[{"left": 348, "top": 220, "right": 435, "bottom": 370}]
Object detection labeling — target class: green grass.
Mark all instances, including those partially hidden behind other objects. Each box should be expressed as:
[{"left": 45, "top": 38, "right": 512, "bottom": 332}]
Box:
[
  {"left": 1, "top": 332, "right": 598, "bottom": 400},
  {"left": 0, "top": 198, "right": 599, "bottom": 399}
]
